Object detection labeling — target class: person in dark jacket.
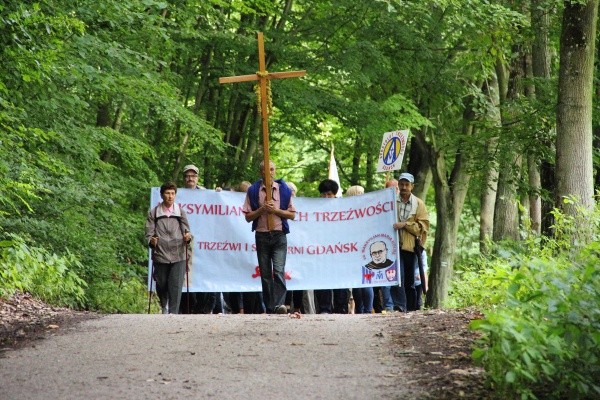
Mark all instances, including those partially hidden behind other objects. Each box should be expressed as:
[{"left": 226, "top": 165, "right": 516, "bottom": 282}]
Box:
[{"left": 145, "top": 181, "right": 191, "bottom": 314}]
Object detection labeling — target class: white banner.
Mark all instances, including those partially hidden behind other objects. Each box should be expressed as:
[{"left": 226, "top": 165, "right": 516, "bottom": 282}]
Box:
[
  {"left": 148, "top": 187, "right": 399, "bottom": 292},
  {"left": 376, "top": 129, "right": 409, "bottom": 172}
]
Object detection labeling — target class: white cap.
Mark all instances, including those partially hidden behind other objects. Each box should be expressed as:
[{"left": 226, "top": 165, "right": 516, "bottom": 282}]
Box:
[{"left": 183, "top": 164, "right": 199, "bottom": 174}]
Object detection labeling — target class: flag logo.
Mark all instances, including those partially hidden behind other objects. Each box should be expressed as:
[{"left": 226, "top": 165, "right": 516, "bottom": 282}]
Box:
[
  {"left": 382, "top": 137, "right": 403, "bottom": 165},
  {"left": 376, "top": 130, "right": 409, "bottom": 172}
]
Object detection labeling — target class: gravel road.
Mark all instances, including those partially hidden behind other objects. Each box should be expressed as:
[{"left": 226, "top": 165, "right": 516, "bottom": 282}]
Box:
[{"left": 0, "top": 313, "right": 422, "bottom": 400}]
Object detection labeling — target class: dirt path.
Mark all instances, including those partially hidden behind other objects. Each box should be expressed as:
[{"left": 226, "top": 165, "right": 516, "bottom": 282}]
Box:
[
  {"left": 1, "top": 314, "right": 424, "bottom": 399},
  {"left": 0, "top": 293, "right": 491, "bottom": 399}
]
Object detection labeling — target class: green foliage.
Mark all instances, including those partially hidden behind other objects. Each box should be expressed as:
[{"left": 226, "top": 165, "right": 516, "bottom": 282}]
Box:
[
  {"left": 464, "top": 206, "right": 600, "bottom": 399},
  {"left": 0, "top": 0, "right": 596, "bottom": 319},
  {"left": 471, "top": 247, "right": 600, "bottom": 399},
  {"left": 86, "top": 277, "right": 150, "bottom": 313},
  {"left": 445, "top": 254, "right": 513, "bottom": 309},
  {"left": 0, "top": 235, "right": 87, "bottom": 308},
  {"left": 0, "top": 0, "right": 196, "bottom": 313}
]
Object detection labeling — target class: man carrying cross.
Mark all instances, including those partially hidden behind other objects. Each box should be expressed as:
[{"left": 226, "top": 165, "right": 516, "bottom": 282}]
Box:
[
  {"left": 220, "top": 32, "right": 304, "bottom": 314},
  {"left": 242, "top": 160, "right": 296, "bottom": 314}
]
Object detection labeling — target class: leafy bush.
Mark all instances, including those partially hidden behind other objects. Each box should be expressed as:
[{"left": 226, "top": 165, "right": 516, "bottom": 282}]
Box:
[
  {"left": 86, "top": 277, "right": 150, "bottom": 313},
  {"left": 446, "top": 254, "right": 513, "bottom": 309},
  {"left": 471, "top": 246, "right": 600, "bottom": 399},
  {"left": 469, "top": 204, "right": 600, "bottom": 400},
  {"left": 0, "top": 235, "right": 87, "bottom": 308}
]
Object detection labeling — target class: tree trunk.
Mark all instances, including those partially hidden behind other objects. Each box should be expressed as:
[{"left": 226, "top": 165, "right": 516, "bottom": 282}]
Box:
[
  {"left": 112, "top": 101, "right": 125, "bottom": 132},
  {"left": 528, "top": 0, "right": 552, "bottom": 235},
  {"left": 527, "top": 155, "right": 542, "bottom": 234},
  {"left": 426, "top": 115, "right": 473, "bottom": 308},
  {"left": 492, "top": 155, "right": 522, "bottom": 241},
  {"left": 493, "top": 48, "right": 525, "bottom": 241},
  {"left": 479, "top": 138, "right": 498, "bottom": 251},
  {"left": 540, "top": 160, "right": 556, "bottom": 235},
  {"left": 479, "top": 67, "right": 502, "bottom": 252},
  {"left": 427, "top": 180, "right": 458, "bottom": 309},
  {"left": 555, "top": 0, "right": 598, "bottom": 216},
  {"left": 365, "top": 148, "right": 375, "bottom": 192},
  {"left": 351, "top": 136, "right": 362, "bottom": 185},
  {"left": 407, "top": 128, "right": 432, "bottom": 201}
]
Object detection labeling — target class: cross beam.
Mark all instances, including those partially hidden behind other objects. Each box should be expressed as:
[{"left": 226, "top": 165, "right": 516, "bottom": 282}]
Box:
[{"left": 219, "top": 32, "right": 306, "bottom": 230}]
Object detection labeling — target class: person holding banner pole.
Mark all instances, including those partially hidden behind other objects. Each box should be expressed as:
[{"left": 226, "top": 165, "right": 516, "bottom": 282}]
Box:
[
  {"left": 243, "top": 160, "right": 296, "bottom": 314},
  {"left": 145, "top": 181, "right": 192, "bottom": 314},
  {"left": 392, "top": 172, "right": 430, "bottom": 312}
]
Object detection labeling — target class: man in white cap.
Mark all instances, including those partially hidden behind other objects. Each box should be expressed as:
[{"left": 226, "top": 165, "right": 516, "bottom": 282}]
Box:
[
  {"left": 180, "top": 164, "right": 215, "bottom": 314},
  {"left": 392, "top": 172, "right": 429, "bottom": 311},
  {"left": 183, "top": 164, "right": 205, "bottom": 190}
]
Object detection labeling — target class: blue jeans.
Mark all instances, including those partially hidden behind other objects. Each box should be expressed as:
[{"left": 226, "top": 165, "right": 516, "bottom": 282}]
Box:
[
  {"left": 381, "top": 285, "right": 405, "bottom": 311},
  {"left": 381, "top": 256, "right": 407, "bottom": 311},
  {"left": 255, "top": 231, "right": 287, "bottom": 313}
]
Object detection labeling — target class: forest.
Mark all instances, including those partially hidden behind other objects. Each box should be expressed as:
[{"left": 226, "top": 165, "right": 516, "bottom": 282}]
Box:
[{"left": 1, "top": 1, "right": 599, "bottom": 398}]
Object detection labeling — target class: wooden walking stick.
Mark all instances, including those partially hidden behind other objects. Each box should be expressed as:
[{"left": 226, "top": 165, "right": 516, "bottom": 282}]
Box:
[
  {"left": 147, "top": 245, "right": 156, "bottom": 314},
  {"left": 185, "top": 242, "right": 190, "bottom": 312}
]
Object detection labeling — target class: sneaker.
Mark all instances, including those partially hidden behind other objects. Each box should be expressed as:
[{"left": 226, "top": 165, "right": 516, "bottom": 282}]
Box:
[{"left": 274, "top": 305, "right": 287, "bottom": 314}]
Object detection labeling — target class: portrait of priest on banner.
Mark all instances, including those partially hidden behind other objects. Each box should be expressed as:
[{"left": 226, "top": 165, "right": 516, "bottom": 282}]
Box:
[{"left": 361, "top": 240, "right": 399, "bottom": 285}]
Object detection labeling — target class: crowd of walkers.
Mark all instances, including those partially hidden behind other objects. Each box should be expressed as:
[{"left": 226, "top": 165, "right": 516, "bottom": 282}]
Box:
[{"left": 145, "top": 162, "right": 429, "bottom": 315}]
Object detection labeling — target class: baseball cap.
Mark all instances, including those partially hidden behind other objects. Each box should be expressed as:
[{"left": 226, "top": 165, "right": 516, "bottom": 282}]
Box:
[
  {"left": 183, "top": 164, "right": 199, "bottom": 174},
  {"left": 398, "top": 172, "right": 414, "bottom": 183}
]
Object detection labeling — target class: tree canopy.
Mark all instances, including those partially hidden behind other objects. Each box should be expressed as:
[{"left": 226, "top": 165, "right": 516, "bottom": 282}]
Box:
[{"left": 1, "top": 0, "right": 598, "bottom": 310}]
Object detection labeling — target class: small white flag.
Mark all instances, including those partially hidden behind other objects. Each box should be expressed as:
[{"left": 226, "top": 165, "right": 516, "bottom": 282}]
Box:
[
  {"left": 376, "top": 130, "right": 409, "bottom": 173},
  {"left": 328, "top": 145, "right": 342, "bottom": 197}
]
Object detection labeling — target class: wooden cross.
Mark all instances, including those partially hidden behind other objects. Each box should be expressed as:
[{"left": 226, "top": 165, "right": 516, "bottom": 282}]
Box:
[{"left": 219, "top": 32, "right": 306, "bottom": 230}]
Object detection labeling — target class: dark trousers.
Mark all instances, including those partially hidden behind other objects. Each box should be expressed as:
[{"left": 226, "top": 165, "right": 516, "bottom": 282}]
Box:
[
  {"left": 416, "top": 285, "right": 424, "bottom": 310},
  {"left": 372, "top": 287, "right": 384, "bottom": 313},
  {"left": 228, "top": 292, "right": 244, "bottom": 313},
  {"left": 243, "top": 292, "right": 266, "bottom": 314},
  {"left": 285, "top": 290, "right": 304, "bottom": 311},
  {"left": 255, "top": 231, "right": 287, "bottom": 313},
  {"left": 179, "top": 292, "right": 196, "bottom": 314},
  {"left": 153, "top": 260, "right": 186, "bottom": 314},
  {"left": 198, "top": 292, "right": 217, "bottom": 314},
  {"left": 315, "top": 289, "right": 349, "bottom": 314},
  {"left": 400, "top": 250, "right": 418, "bottom": 311}
]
